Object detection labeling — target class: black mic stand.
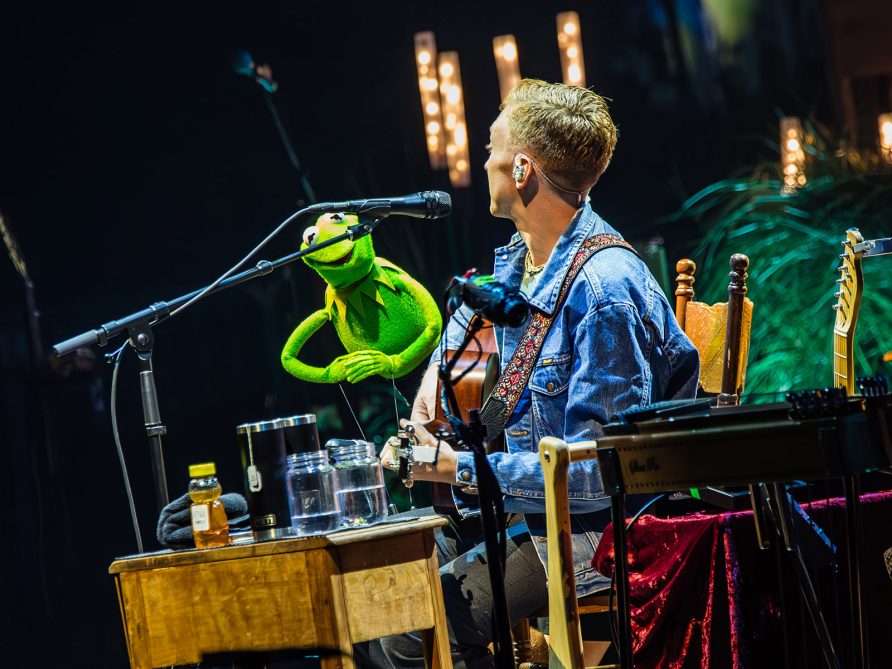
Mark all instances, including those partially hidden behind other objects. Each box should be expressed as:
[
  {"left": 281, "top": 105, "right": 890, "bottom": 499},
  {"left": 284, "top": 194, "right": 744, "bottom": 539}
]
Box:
[
  {"left": 438, "top": 317, "right": 513, "bottom": 669},
  {"left": 53, "top": 213, "right": 380, "bottom": 514},
  {"left": 261, "top": 90, "right": 317, "bottom": 205}
]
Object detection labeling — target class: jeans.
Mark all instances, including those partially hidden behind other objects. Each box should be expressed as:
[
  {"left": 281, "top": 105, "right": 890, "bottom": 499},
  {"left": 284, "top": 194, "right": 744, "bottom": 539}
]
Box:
[{"left": 356, "top": 508, "right": 548, "bottom": 669}]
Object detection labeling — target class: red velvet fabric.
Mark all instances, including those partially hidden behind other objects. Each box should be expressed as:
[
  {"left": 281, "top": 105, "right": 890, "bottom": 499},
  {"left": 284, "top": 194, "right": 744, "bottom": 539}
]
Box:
[{"left": 593, "top": 491, "right": 892, "bottom": 669}]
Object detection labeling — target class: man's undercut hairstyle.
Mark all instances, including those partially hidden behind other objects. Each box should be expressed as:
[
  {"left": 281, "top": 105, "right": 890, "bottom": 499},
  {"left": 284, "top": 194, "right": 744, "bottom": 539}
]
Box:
[{"left": 501, "top": 79, "right": 617, "bottom": 192}]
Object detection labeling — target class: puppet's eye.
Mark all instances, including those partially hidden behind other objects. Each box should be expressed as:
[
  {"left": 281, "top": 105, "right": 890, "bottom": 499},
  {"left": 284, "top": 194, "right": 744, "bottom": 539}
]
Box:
[{"left": 302, "top": 226, "right": 319, "bottom": 246}]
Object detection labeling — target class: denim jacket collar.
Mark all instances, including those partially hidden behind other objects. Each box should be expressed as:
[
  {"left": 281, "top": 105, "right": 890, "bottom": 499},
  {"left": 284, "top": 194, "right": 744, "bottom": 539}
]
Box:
[{"left": 492, "top": 203, "right": 612, "bottom": 316}]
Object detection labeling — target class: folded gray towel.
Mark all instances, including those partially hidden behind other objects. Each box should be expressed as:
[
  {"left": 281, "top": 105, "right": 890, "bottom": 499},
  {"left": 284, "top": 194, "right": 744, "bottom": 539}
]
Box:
[{"left": 156, "top": 492, "right": 250, "bottom": 548}]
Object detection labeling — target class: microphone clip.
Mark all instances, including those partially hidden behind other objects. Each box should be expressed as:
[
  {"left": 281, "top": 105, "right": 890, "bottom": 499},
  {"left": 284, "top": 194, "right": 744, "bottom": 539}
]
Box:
[{"left": 346, "top": 215, "right": 383, "bottom": 241}]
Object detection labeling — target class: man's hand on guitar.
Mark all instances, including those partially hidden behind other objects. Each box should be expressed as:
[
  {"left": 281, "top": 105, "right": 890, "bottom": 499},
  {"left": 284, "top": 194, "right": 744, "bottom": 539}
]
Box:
[
  {"left": 410, "top": 362, "right": 440, "bottom": 421},
  {"left": 380, "top": 419, "right": 457, "bottom": 485}
]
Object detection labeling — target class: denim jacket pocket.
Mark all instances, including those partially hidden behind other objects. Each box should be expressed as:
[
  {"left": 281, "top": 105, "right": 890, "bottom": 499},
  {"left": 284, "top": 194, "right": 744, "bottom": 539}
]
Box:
[{"left": 530, "top": 353, "right": 571, "bottom": 436}]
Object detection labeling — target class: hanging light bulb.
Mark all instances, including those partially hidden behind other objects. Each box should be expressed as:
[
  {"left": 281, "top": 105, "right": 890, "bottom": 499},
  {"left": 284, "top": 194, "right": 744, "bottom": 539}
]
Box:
[
  {"left": 780, "top": 116, "right": 807, "bottom": 194},
  {"left": 556, "top": 12, "right": 585, "bottom": 87},
  {"left": 493, "top": 35, "right": 521, "bottom": 102},
  {"left": 879, "top": 113, "right": 892, "bottom": 165},
  {"left": 414, "top": 32, "right": 446, "bottom": 170},
  {"left": 439, "top": 51, "right": 471, "bottom": 188}
]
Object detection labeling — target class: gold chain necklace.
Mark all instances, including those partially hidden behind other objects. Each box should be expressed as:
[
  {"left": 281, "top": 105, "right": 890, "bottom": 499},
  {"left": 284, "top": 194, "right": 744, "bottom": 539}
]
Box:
[{"left": 525, "top": 250, "right": 546, "bottom": 275}]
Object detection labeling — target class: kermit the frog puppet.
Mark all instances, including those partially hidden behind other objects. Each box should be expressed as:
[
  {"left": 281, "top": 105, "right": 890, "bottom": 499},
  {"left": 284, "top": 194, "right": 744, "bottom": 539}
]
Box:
[{"left": 281, "top": 213, "right": 442, "bottom": 384}]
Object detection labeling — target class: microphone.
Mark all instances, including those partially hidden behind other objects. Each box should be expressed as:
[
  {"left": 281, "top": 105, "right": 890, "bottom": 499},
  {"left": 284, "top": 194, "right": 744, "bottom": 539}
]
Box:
[
  {"left": 447, "top": 271, "right": 530, "bottom": 327},
  {"left": 307, "top": 191, "right": 452, "bottom": 220}
]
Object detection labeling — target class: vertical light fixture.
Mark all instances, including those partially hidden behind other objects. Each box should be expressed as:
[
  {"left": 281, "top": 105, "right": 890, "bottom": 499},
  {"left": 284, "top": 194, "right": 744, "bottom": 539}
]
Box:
[
  {"left": 879, "top": 113, "right": 892, "bottom": 165},
  {"left": 556, "top": 11, "right": 585, "bottom": 87},
  {"left": 439, "top": 51, "right": 471, "bottom": 188},
  {"left": 414, "top": 31, "right": 446, "bottom": 170},
  {"left": 780, "top": 116, "right": 807, "bottom": 194},
  {"left": 493, "top": 35, "right": 521, "bottom": 102}
]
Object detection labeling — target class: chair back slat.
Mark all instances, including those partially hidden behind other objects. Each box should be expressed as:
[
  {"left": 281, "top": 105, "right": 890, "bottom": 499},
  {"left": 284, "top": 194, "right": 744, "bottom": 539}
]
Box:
[
  {"left": 674, "top": 259, "right": 696, "bottom": 331},
  {"left": 719, "top": 254, "right": 750, "bottom": 406}
]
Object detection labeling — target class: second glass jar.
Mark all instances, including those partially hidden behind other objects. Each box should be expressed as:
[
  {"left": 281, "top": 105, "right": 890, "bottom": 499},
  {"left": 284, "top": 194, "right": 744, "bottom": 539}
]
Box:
[{"left": 327, "top": 439, "right": 389, "bottom": 527}]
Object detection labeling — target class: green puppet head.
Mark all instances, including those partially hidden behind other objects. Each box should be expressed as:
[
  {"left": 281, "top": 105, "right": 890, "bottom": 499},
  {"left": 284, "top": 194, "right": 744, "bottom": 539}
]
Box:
[{"left": 301, "top": 213, "right": 376, "bottom": 290}]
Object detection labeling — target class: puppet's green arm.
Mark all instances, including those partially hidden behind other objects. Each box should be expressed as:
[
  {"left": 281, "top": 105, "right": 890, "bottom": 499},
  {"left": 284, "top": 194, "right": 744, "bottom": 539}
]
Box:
[
  {"left": 389, "top": 272, "right": 443, "bottom": 378},
  {"left": 281, "top": 309, "right": 347, "bottom": 384}
]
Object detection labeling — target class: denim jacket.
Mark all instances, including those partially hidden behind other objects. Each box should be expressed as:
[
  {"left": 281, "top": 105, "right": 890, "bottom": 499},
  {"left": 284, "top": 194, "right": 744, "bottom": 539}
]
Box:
[{"left": 432, "top": 204, "right": 699, "bottom": 594}]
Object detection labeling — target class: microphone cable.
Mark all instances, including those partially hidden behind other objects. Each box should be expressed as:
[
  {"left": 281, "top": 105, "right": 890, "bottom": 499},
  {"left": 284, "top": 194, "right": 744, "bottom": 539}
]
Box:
[
  {"left": 168, "top": 205, "right": 314, "bottom": 319},
  {"left": 607, "top": 492, "right": 668, "bottom": 656},
  {"left": 108, "top": 343, "right": 144, "bottom": 554}
]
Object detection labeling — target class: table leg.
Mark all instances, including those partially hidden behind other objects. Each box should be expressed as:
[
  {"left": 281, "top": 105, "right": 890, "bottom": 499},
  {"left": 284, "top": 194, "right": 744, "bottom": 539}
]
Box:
[{"left": 422, "top": 530, "right": 453, "bottom": 669}]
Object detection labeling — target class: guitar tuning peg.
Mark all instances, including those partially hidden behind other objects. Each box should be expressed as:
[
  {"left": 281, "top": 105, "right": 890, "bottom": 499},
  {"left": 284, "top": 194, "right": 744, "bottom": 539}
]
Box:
[
  {"left": 838, "top": 253, "right": 847, "bottom": 259},
  {"left": 836, "top": 265, "right": 846, "bottom": 273},
  {"left": 832, "top": 304, "right": 841, "bottom": 310},
  {"left": 836, "top": 277, "right": 846, "bottom": 284},
  {"left": 834, "top": 290, "right": 842, "bottom": 298}
]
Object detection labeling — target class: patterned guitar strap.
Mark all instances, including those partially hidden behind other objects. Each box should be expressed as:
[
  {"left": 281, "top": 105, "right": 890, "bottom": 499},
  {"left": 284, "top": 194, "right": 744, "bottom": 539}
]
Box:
[{"left": 478, "top": 233, "right": 638, "bottom": 440}]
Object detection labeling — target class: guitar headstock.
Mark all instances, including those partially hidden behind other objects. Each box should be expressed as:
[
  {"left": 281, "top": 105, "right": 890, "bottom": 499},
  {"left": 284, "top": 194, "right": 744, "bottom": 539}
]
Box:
[{"left": 833, "top": 228, "right": 865, "bottom": 336}]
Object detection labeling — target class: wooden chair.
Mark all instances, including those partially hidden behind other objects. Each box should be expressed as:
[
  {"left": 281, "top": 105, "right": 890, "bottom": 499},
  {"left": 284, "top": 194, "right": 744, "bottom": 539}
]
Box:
[
  {"left": 537, "top": 254, "right": 754, "bottom": 668},
  {"left": 674, "top": 254, "right": 753, "bottom": 405}
]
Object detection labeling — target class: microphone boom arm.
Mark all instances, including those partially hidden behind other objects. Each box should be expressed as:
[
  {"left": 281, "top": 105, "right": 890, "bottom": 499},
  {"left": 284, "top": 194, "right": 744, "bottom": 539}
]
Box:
[{"left": 52, "top": 215, "right": 380, "bottom": 357}]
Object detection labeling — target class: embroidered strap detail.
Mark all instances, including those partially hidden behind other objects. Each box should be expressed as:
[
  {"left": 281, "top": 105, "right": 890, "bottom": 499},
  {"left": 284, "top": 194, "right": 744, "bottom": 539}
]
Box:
[{"left": 479, "top": 233, "right": 638, "bottom": 439}]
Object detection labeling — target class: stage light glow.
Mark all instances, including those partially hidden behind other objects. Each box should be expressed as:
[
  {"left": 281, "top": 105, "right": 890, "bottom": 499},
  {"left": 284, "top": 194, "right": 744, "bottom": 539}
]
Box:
[
  {"left": 879, "top": 113, "right": 892, "bottom": 164},
  {"left": 556, "top": 12, "right": 585, "bottom": 87},
  {"left": 414, "top": 31, "right": 446, "bottom": 169},
  {"left": 780, "top": 116, "right": 806, "bottom": 194},
  {"left": 439, "top": 51, "right": 471, "bottom": 187},
  {"left": 493, "top": 35, "right": 521, "bottom": 102},
  {"left": 454, "top": 123, "right": 467, "bottom": 147}
]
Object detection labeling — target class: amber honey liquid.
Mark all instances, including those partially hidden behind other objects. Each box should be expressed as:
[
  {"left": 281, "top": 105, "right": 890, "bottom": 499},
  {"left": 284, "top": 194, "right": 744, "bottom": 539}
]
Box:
[{"left": 189, "top": 487, "right": 230, "bottom": 548}]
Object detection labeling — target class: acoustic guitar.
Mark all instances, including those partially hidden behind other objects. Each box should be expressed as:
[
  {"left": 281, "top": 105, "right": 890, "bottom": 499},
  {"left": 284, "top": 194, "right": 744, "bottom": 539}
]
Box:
[{"left": 423, "top": 317, "right": 505, "bottom": 518}]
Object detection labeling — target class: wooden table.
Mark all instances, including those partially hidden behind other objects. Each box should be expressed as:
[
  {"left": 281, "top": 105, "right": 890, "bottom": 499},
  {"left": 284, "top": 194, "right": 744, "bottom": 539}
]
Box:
[{"left": 109, "top": 516, "right": 451, "bottom": 668}]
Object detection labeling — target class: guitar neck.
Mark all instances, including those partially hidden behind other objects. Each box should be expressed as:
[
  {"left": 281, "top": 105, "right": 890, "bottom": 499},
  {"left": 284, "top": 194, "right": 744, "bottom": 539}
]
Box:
[{"left": 833, "top": 328, "right": 854, "bottom": 394}]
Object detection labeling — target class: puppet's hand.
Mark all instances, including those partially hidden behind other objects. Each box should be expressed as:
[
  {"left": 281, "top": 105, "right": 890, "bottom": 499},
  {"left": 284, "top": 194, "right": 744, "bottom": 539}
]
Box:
[
  {"left": 322, "top": 355, "right": 350, "bottom": 383},
  {"left": 341, "top": 350, "right": 396, "bottom": 383}
]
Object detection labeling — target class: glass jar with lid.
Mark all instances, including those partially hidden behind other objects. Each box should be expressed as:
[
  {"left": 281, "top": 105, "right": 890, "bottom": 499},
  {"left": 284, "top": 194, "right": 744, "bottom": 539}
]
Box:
[
  {"left": 326, "top": 439, "right": 389, "bottom": 527},
  {"left": 286, "top": 450, "right": 342, "bottom": 536}
]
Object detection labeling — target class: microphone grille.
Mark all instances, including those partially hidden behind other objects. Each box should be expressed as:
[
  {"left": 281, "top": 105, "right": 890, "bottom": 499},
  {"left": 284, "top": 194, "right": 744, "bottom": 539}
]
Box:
[{"left": 431, "top": 191, "right": 452, "bottom": 218}]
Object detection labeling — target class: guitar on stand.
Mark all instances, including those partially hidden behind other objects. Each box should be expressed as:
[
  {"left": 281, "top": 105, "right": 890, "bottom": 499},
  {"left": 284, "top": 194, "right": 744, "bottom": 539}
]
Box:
[
  {"left": 833, "top": 228, "right": 865, "bottom": 395},
  {"left": 831, "top": 227, "right": 892, "bottom": 669}
]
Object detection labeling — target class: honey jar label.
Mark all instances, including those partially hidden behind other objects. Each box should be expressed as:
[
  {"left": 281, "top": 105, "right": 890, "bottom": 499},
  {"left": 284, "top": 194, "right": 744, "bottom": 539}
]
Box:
[{"left": 190, "top": 503, "right": 210, "bottom": 532}]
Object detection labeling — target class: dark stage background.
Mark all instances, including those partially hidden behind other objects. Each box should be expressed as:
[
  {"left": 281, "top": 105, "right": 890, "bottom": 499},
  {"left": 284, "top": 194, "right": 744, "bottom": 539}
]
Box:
[{"left": 0, "top": 1, "right": 842, "bottom": 666}]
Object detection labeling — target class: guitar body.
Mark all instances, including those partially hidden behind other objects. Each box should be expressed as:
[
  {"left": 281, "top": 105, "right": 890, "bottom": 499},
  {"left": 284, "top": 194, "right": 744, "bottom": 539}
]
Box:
[{"left": 424, "top": 319, "right": 505, "bottom": 517}]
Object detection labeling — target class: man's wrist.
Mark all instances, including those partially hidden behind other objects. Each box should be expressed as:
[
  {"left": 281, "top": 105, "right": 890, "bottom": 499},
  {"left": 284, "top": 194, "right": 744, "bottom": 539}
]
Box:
[{"left": 454, "top": 451, "right": 476, "bottom": 488}]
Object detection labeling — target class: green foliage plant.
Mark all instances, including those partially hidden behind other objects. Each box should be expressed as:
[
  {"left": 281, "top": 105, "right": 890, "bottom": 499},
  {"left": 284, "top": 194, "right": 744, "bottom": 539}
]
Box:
[{"left": 664, "top": 121, "right": 892, "bottom": 398}]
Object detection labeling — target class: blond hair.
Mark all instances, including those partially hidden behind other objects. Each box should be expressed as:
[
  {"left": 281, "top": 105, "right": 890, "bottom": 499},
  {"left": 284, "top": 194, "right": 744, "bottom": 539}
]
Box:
[{"left": 501, "top": 79, "right": 617, "bottom": 191}]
